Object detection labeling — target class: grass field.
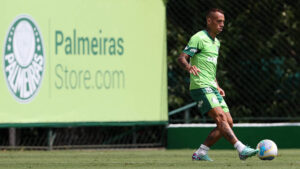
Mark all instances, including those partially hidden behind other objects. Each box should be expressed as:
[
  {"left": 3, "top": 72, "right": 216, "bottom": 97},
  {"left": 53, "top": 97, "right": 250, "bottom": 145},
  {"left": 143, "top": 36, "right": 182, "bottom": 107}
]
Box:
[{"left": 0, "top": 149, "right": 299, "bottom": 169}]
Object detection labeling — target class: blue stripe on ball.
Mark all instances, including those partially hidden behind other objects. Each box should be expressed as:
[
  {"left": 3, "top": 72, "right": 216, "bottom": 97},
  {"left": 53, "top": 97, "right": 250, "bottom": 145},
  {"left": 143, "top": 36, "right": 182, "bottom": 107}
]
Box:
[{"left": 259, "top": 146, "right": 266, "bottom": 156}]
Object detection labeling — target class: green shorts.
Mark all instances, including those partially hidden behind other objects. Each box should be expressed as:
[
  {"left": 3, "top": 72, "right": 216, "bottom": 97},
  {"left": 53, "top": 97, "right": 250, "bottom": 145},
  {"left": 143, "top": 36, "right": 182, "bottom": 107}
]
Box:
[{"left": 190, "top": 87, "right": 229, "bottom": 115}]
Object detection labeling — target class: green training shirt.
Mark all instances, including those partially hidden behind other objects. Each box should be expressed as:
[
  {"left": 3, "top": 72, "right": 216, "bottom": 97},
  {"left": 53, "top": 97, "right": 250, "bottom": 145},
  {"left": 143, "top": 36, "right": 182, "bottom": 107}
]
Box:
[{"left": 183, "top": 30, "right": 220, "bottom": 90}]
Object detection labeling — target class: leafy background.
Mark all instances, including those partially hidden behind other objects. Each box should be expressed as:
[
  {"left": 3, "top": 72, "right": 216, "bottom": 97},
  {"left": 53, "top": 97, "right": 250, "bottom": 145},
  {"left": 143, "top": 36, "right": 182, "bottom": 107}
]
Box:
[{"left": 167, "top": 0, "right": 300, "bottom": 122}]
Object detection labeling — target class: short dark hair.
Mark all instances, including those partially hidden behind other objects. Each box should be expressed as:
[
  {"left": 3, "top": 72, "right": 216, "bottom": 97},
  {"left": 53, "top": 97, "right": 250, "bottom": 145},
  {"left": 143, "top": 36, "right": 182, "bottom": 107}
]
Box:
[{"left": 206, "top": 8, "right": 224, "bottom": 19}]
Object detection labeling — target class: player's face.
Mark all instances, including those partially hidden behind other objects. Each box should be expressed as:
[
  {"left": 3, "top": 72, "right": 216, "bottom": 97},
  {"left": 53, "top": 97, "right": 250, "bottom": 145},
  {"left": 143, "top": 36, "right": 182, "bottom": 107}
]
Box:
[{"left": 207, "top": 12, "right": 225, "bottom": 34}]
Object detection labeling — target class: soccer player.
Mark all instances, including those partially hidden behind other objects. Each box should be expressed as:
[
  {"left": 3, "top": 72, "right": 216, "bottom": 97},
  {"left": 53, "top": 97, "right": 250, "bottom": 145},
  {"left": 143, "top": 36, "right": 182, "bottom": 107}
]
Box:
[{"left": 177, "top": 8, "right": 258, "bottom": 161}]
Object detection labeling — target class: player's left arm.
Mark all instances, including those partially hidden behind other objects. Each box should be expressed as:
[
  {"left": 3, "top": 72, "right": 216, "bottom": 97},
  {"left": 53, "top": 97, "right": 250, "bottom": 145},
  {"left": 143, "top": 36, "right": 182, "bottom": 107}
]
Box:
[{"left": 215, "top": 79, "right": 225, "bottom": 96}]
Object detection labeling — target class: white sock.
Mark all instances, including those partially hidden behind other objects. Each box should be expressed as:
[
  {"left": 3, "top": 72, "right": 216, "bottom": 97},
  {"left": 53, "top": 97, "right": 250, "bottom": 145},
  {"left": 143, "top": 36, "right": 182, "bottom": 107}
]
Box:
[
  {"left": 196, "top": 144, "right": 210, "bottom": 156},
  {"left": 234, "top": 141, "right": 246, "bottom": 153}
]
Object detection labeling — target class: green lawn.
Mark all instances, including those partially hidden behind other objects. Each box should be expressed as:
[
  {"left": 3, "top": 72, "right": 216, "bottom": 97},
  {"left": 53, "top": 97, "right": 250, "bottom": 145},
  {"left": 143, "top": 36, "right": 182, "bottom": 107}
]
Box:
[{"left": 0, "top": 149, "right": 299, "bottom": 169}]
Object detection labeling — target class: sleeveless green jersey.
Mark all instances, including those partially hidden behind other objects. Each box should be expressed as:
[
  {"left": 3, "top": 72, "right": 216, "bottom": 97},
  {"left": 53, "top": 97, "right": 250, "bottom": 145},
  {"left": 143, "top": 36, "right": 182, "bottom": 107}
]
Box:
[{"left": 183, "top": 30, "right": 220, "bottom": 90}]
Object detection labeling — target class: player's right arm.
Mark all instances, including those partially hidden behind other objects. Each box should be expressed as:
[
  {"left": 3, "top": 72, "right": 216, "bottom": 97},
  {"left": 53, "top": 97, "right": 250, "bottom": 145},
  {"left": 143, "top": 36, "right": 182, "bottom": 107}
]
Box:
[
  {"left": 177, "top": 33, "right": 203, "bottom": 76},
  {"left": 177, "top": 53, "right": 200, "bottom": 76}
]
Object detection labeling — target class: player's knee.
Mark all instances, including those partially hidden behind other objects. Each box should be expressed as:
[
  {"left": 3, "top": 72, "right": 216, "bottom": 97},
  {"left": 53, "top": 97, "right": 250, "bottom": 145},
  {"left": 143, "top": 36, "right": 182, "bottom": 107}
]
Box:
[
  {"left": 228, "top": 120, "right": 233, "bottom": 128},
  {"left": 215, "top": 113, "right": 227, "bottom": 126},
  {"left": 223, "top": 112, "right": 233, "bottom": 128},
  {"left": 227, "top": 116, "right": 233, "bottom": 128}
]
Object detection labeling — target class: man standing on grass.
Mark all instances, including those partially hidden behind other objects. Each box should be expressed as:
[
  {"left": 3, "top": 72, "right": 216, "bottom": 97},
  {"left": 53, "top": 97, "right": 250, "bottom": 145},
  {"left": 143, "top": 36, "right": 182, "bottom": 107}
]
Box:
[{"left": 177, "top": 8, "right": 258, "bottom": 161}]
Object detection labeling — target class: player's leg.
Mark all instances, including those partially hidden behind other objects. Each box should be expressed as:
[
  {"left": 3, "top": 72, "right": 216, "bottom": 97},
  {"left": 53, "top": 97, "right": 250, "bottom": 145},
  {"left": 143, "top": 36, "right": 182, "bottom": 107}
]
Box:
[
  {"left": 193, "top": 88, "right": 257, "bottom": 160},
  {"left": 192, "top": 108, "right": 233, "bottom": 161},
  {"left": 202, "top": 90, "right": 236, "bottom": 147},
  {"left": 214, "top": 90, "right": 259, "bottom": 159},
  {"left": 191, "top": 88, "right": 257, "bottom": 160},
  {"left": 202, "top": 127, "right": 221, "bottom": 147},
  {"left": 207, "top": 107, "right": 238, "bottom": 144},
  {"left": 202, "top": 112, "right": 233, "bottom": 147},
  {"left": 194, "top": 112, "right": 232, "bottom": 161},
  {"left": 192, "top": 127, "right": 220, "bottom": 161},
  {"left": 191, "top": 88, "right": 230, "bottom": 161},
  {"left": 208, "top": 107, "right": 258, "bottom": 160},
  {"left": 197, "top": 90, "right": 234, "bottom": 148}
]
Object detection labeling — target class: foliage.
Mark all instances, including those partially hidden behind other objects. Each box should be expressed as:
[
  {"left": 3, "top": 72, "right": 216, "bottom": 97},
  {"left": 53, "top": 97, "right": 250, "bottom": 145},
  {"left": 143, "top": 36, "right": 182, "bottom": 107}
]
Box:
[{"left": 167, "top": 0, "right": 300, "bottom": 122}]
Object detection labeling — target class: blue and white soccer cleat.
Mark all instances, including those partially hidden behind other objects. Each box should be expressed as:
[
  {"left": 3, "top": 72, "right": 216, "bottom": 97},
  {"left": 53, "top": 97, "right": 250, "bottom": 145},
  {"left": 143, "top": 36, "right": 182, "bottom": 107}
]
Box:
[
  {"left": 192, "top": 153, "right": 213, "bottom": 161},
  {"left": 239, "top": 146, "right": 259, "bottom": 160}
]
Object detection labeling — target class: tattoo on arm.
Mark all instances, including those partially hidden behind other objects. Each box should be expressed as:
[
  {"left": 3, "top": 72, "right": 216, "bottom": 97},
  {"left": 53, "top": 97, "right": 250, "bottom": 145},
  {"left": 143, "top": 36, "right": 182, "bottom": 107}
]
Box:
[{"left": 177, "top": 53, "right": 191, "bottom": 70}]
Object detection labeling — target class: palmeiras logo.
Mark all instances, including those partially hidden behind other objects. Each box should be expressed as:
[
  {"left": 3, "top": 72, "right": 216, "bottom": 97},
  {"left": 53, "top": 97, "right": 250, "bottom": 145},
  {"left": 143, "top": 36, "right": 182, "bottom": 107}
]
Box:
[{"left": 3, "top": 15, "right": 45, "bottom": 103}]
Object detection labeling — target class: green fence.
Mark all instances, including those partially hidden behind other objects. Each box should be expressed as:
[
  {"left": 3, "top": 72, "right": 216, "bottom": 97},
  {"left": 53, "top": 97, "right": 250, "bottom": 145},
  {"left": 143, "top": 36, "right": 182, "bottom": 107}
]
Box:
[
  {"left": 0, "top": 125, "right": 166, "bottom": 150},
  {"left": 167, "top": 0, "right": 300, "bottom": 123},
  {"left": 167, "top": 123, "right": 300, "bottom": 149},
  {"left": 1, "top": 0, "right": 300, "bottom": 149}
]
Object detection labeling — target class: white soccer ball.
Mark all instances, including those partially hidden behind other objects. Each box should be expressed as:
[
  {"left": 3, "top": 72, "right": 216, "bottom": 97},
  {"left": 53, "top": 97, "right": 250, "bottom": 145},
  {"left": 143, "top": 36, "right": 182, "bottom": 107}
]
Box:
[{"left": 256, "top": 139, "right": 278, "bottom": 160}]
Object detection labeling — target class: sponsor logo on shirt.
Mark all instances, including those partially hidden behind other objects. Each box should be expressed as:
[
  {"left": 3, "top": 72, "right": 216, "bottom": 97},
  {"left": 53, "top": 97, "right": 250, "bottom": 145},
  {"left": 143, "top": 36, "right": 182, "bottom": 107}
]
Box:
[{"left": 207, "top": 57, "right": 217, "bottom": 64}]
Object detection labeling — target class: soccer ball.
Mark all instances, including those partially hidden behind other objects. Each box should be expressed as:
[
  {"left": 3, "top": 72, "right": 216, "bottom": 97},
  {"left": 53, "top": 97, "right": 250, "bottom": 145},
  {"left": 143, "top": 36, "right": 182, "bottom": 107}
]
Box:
[{"left": 256, "top": 139, "right": 278, "bottom": 160}]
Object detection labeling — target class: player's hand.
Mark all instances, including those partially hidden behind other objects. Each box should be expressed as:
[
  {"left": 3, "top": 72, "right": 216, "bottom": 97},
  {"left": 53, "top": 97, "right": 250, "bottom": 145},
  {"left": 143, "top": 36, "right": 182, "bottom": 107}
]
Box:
[
  {"left": 188, "top": 65, "right": 200, "bottom": 76},
  {"left": 218, "top": 87, "right": 225, "bottom": 96}
]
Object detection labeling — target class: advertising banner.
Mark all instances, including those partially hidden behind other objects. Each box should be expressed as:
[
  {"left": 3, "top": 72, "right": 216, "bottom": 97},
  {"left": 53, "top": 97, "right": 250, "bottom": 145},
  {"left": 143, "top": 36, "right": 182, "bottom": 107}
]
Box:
[{"left": 0, "top": 0, "right": 167, "bottom": 126}]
